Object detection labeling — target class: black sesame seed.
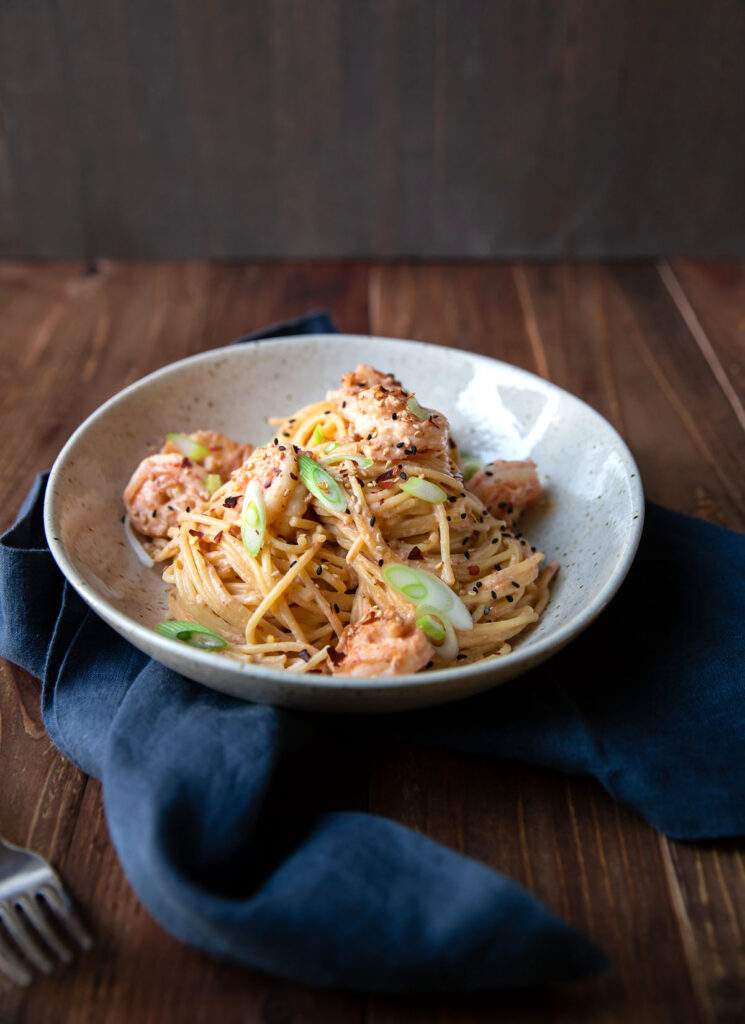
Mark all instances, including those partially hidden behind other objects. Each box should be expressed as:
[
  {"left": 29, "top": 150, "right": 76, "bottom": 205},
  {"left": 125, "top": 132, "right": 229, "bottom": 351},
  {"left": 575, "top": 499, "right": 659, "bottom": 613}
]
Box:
[
  {"left": 400, "top": 471, "right": 408, "bottom": 480},
  {"left": 289, "top": 560, "right": 297, "bottom": 568},
  {"left": 491, "top": 590, "right": 497, "bottom": 599},
  {"left": 456, "top": 654, "right": 467, "bottom": 661},
  {"left": 464, "top": 551, "right": 470, "bottom": 559},
  {"left": 342, "top": 401, "right": 346, "bottom": 408},
  {"left": 324, "top": 410, "right": 331, "bottom": 415},
  {"left": 485, "top": 470, "right": 493, "bottom": 476},
  {"left": 447, "top": 515, "right": 452, "bottom": 522},
  {"left": 369, "top": 516, "right": 376, "bottom": 527},
  {"left": 461, "top": 512, "right": 467, "bottom": 519},
  {"left": 272, "top": 437, "right": 278, "bottom": 445},
  {"left": 292, "top": 444, "right": 299, "bottom": 453},
  {"left": 185, "top": 506, "right": 191, "bottom": 513},
  {"left": 483, "top": 607, "right": 490, "bottom": 615},
  {"left": 282, "top": 432, "right": 290, "bottom": 438},
  {"left": 290, "top": 472, "right": 298, "bottom": 481},
  {"left": 378, "top": 558, "right": 384, "bottom": 566},
  {"left": 367, "top": 433, "right": 372, "bottom": 440},
  {"left": 151, "top": 510, "right": 157, "bottom": 518},
  {"left": 425, "top": 660, "right": 434, "bottom": 669},
  {"left": 396, "top": 442, "right": 405, "bottom": 448},
  {"left": 278, "top": 445, "right": 286, "bottom": 451},
  {"left": 316, "top": 566, "right": 323, "bottom": 576},
  {"left": 491, "top": 538, "right": 498, "bottom": 544},
  {"left": 476, "top": 581, "right": 483, "bottom": 589},
  {"left": 345, "top": 508, "right": 350, "bottom": 514},
  {"left": 448, "top": 496, "right": 457, "bottom": 503},
  {"left": 392, "top": 412, "right": 398, "bottom": 420},
  {"left": 298, "top": 649, "right": 311, "bottom": 662},
  {"left": 472, "top": 586, "right": 479, "bottom": 593},
  {"left": 333, "top": 603, "right": 340, "bottom": 614},
  {"left": 321, "top": 558, "right": 327, "bottom": 563},
  {"left": 531, "top": 546, "right": 537, "bottom": 552},
  {"left": 512, "top": 581, "right": 520, "bottom": 588},
  {"left": 506, "top": 594, "right": 514, "bottom": 602}
]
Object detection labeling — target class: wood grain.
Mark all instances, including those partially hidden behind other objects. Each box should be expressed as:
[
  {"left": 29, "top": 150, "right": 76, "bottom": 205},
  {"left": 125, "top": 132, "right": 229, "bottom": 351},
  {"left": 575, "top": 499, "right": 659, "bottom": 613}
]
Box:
[
  {"left": 1, "top": 2, "right": 745, "bottom": 257},
  {"left": 1, "top": 260, "right": 744, "bottom": 1022}
]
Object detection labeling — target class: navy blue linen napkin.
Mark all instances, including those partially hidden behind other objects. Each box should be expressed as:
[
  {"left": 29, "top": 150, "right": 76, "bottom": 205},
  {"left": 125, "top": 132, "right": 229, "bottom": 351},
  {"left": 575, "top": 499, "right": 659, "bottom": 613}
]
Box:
[{"left": 0, "top": 314, "right": 609, "bottom": 993}]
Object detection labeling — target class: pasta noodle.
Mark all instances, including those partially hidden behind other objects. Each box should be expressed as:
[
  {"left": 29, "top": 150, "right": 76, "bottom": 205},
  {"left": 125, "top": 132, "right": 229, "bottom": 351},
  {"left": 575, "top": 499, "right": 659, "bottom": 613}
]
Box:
[{"left": 125, "top": 366, "right": 557, "bottom": 676}]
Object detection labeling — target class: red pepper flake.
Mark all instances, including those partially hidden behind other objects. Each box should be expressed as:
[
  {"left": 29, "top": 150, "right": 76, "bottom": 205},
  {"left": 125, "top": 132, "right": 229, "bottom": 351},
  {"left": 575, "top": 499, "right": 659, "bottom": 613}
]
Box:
[
  {"left": 181, "top": 457, "right": 192, "bottom": 468},
  {"left": 223, "top": 495, "right": 239, "bottom": 508},
  {"left": 214, "top": 530, "right": 223, "bottom": 544},
  {"left": 327, "top": 646, "right": 345, "bottom": 666},
  {"left": 467, "top": 565, "right": 480, "bottom": 576},
  {"left": 290, "top": 472, "right": 298, "bottom": 481},
  {"left": 407, "top": 546, "right": 423, "bottom": 560},
  {"left": 188, "top": 529, "right": 203, "bottom": 538}
]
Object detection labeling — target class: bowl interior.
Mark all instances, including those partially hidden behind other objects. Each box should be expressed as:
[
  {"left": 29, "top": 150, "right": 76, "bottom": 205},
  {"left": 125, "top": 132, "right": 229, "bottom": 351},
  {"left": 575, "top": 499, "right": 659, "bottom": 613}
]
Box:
[{"left": 45, "top": 335, "right": 643, "bottom": 712}]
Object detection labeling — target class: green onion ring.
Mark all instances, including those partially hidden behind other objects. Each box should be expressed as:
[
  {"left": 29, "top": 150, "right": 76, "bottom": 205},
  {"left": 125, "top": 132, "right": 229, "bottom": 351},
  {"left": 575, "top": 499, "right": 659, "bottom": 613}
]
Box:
[
  {"left": 321, "top": 451, "right": 374, "bottom": 470},
  {"left": 399, "top": 477, "right": 447, "bottom": 503},
  {"left": 156, "top": 620, "right": 227, "bottom": 649},
  {"left": 205, "top": 473, "right": 222, "bottom": 494},
  {"left": 298, "top": 454, "right": 347, "bottom": 513},
  {"left": 415, "top": 606, "right": 458, "bottom": 660},
  {"left": 382, "top": 563, "right": 473, "bottom": 631},
  {"left": 406, "top": 396, "right": 431, "bottom": 421},
  {"left": 241, "top": 480, "right": 266, "bottom": 557},
  {"left": 312, "top": 424, "right": 325, "bottom": 445},
  {"left": 166, "top": 433, "right": 209, "bottom": 461}
]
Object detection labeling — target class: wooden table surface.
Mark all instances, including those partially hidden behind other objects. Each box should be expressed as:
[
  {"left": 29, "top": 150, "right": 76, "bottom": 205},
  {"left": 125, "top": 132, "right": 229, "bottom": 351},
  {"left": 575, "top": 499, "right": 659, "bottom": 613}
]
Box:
[{"left": 0, "top": 260, "right": 744, "bottom": 1024}]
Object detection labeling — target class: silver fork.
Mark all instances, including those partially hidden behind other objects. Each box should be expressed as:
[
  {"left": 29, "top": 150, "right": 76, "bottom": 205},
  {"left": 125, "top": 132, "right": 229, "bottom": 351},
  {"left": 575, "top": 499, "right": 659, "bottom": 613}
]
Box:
[{"left": 0, "top": 835, "right": 92, "bottom": 986}]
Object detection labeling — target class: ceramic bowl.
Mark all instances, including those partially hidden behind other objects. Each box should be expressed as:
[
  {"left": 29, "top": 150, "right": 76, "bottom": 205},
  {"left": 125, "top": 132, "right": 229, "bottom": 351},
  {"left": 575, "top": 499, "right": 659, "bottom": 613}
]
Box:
[{"left": 44, "top": 335, "right": 644, "bottom": 712}]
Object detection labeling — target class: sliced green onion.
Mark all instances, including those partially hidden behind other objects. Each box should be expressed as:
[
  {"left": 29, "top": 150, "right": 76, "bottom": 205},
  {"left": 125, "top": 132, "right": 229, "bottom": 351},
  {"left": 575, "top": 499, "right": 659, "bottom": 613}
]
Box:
[
  {"left": 407, "top": 396, "right": 431, "bottom": 421},
  {"left": 166, "top": 433, "right": 209, "bottom": 461},
  {"left": 312, "top": 424, "right": 325, "bottom": 445},
  {"left": 156, "top": 620, "right": 227, "bottom": 649},
  {"left": 416, "top": 606, "right": 458, "bottom": 660},
  {"left": 321, "top": 451, "right": 374, "bottom": 470},
  {"left": 323, "top": 441, "right": 340, "bottom": 454},
  {"left": 298, "top": 454, "right": 347, "bottom": 513},
  {"left": 399, "top": 477, "right": 447, "bottom": 503},
  {"left": 206, "top": 473, "right": 222, "bottom": 494},
  {"left": 416, "top": 612, "right": 445, "bottom": 642},
  {"left": 382, "top": 563, "right": 473, "bottom": 631},
  {"left": 460, "top": 451, "right": 482, "bottom": 481},
  {"left": 241, "top": 480, "right": 266, "bottom": 557}
]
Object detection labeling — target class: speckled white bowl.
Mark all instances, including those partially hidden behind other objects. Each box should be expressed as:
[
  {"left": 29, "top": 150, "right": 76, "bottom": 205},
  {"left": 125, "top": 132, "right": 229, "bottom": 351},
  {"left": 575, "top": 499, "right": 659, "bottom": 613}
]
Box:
[{"left": 44, "top": 335, "right": 644, "bottom": 713}]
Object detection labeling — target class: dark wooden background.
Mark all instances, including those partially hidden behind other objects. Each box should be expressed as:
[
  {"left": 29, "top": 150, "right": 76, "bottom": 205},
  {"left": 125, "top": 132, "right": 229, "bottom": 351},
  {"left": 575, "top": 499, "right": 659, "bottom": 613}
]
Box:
[
  {"left": 1, "top": 1, "right": 744, "bottom": 259},
  {"left": 1, "top": 258, "right": 745, "bottom": 1022}
]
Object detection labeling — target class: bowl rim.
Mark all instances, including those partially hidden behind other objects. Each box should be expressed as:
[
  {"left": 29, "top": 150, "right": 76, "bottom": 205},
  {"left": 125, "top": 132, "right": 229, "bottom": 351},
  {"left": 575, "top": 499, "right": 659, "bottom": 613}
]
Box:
[{"left": 44, "top": 333, "right": 645, "bottom": 696}]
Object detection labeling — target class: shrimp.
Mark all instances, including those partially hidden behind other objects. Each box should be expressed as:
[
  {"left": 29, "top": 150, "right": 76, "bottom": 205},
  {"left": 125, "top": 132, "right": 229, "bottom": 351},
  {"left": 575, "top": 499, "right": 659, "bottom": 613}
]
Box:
[
  {"left": 329, "top": 607, "right": 433, "bottom": 677},
  {"left": 339, "top": 383, "right": 450, "bottom": 462},
  {"left": 164, "top": 431, "right": 252, "bottom": 477},
  {"left": 327, "top": 364, "right": 402, "bottom": 403},
  {"left": 467, "top": 459, "right": 541, "bottom": 525},
  {"left": 229, "top": 443, "right": 310, "bottom": 529},
  {"left": 124, "top": 453, "right": 209, "bottom": 538}
]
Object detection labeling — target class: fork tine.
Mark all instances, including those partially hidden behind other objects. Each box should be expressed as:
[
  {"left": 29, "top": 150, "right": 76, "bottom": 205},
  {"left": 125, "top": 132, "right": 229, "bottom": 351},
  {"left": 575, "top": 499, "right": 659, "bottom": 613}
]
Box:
[
  {"left": 16, "top": 896, "right": 72, "bottom": 964},
  {"left": 39, "top": 885, "right": 93, "bottom": 951},
  {"left": 0, "top": 903, "right": 53, "bottom": 974},
  {"left": 0, "top": 931, "right": 33, "bottom": 987}
]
